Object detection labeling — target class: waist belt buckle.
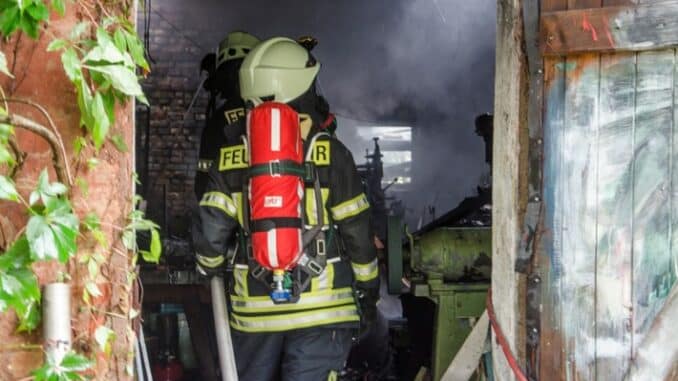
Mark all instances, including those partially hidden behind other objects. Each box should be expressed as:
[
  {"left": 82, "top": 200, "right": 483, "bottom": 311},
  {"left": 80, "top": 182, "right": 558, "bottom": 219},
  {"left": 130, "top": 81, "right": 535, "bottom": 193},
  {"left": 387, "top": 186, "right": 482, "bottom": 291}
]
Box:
[
  {"left": 316, "top": 238, "right": 326, "bottom": 258},
  {"left": 251, "top": 265, "right": 268, "bottom": 281},
  {"left": 269, "top": 160, "right": 281, "bottom": 177},
  {"left": 307, "top": 259, "right": 323, "bottom": 276}
]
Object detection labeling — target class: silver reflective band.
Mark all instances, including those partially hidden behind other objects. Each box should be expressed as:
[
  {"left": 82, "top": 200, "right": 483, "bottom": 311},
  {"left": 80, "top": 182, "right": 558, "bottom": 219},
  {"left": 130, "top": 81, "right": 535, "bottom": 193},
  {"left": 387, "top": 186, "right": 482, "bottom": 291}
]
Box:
[
  {"left": 230, "top": 305, "right": 359, "bottom": 332},
  {"left": 200, "top": 191, "right": 237, "bottom": 217},
  {"left": 351, "top": 258, "right": 379, "bottom": 282},
  {"left": 197, "top": 159, "right": 213, "bottom": 172},
  {"left": 331, "top": 193, "right": 370, "bottom": 221},
  {"left": 231, "top": 289, "right": 355, "bottom": 312}
]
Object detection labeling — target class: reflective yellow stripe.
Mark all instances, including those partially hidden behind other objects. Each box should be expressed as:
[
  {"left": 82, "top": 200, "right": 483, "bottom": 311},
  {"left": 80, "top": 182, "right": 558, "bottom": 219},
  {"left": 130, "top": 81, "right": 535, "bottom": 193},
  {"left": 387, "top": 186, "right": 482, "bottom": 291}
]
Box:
[
  {"left": 352, "top": 258, "right": 379, "bottom": 282},
  {"left": 305, "top": 188, "right": 330, "bottom": 226},
  {"left": 200, "top": 191, "right": 237, "bottom": 218},
  {"left": 233, "top": 264, "right": 249, "bottom": 297},
  {"left": 309, "top": 140, "right": 330, "bottom": 166},
  {"left": 312, "top": 261, "right": 335, "bottom": 291},
  {"left": 197, "top": 254, "right": 224, "bottom": 268},
  {"left": 230, "top": 305, "right": 359, "bottom": 333},
  {"left": 218, "top": 144, "right": 249, "bottom": 171},
  {"left": 331, "top": 193, "right": 369, "bottom": 221},
  {"left": 231, "top": 192, "right": 244, "bottom": 226},
  {"left": 231, "top": 287, "right": 354, "bottom": 313},
  {"left": 328, "top": 370, "right": 338, "bottom": 381}
]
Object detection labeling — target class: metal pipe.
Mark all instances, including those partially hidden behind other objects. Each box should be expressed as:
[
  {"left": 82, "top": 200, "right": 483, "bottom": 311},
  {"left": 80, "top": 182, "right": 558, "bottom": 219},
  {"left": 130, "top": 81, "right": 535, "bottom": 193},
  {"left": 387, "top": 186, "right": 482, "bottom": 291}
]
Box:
[
  {"left": 139, "top": 327, "right": 154, "bottom": 381},
  {"left": 135, "top": 335, "right": 146, "bottom": 381},
  {"left": 43, "top": 283, "right": 71, "bottom": 363},
  {"left": 211, "top": 276, "right": 238, "bottom": 381}
]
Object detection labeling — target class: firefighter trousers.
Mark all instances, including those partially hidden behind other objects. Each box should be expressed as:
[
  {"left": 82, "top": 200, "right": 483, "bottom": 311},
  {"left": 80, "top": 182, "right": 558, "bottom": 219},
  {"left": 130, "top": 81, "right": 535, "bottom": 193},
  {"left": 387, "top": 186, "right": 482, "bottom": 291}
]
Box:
[{"left": 231, "top": 327, "right": 353, "bottom": 381}]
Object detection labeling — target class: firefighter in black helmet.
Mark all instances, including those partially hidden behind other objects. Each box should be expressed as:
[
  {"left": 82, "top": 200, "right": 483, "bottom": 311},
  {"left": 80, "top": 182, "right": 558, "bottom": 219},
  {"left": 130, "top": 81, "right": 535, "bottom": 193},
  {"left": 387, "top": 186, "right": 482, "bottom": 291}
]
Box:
[
  {"left": 194, "top": 31, "right": 260, "bottom": 199},
  {"left": 193, "top": 37, "right": 379, "bottom": 381}
]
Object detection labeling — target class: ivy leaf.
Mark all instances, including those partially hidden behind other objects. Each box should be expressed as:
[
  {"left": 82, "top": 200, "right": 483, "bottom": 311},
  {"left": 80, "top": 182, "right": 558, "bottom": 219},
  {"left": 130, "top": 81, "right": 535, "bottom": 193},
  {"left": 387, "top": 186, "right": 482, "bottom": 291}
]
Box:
[
  {"left": 86, "top": 64, "right": 144, "bottom": 97},
  {"left": 59, "top": 351, "right": 93, "bottom": 372},
  {"left": 141, "top": 229, "right": 162, "bottom": 263},
  {"left": 90, "top": 92, "right": 110, "bottom": 149},
  {"left": 26, "top": 204, "right": 79, "bottom": 263},
  {"left": 86, "top": 157, "right": 99, "bottom": 170},
  {"left": 47, "top": 38, "right": 67, "bottom": 52},
  {"left": 61, "top": 48, "right": 81, "bottom": 81},
  {"left": 69, "top": 21, "right": 89, "bottom": 40},
  {"left": 110, "top": 133, "right": 128, "bottom": 152},
  {"left": 94, "top": 325, "right": 116, "bottom": 355},
  {"left": 122, "top": 229, "right": 135, "bottom": 251},
  {"left": 0, "top": 175, "right": 19, "bottom": 201},
  {"left": 34, "top": 350, "right": 93, "bottom": 381},
  {"left": 18, "top": 11, "right": 40, "bottom": 38},
  {"left": 82, "top": 213, "right": 100, "bottom": 231},
  {"left": 29, "top": 169, "right": 67, "bottom": 206},
  {"left": 73, "top": 136, "right": 87, "bottom": 156},
  {"left": 26, "top": 2, "right": 50, "bottom": 23},
  {"left": 16, "top": 298, "right": 40, "bottom": 332},
  {"left": 0, "top": 51, "right": 13, "bottom": 77},
  {"left": 51, "top": 0, "right": 65, "bottom": 16},
  {"left": 0, "top": 144, "right": 14, "bottom": 165},
  {"left": 0, "top": 267, "right": 41, "bottom": 331},
  {"left": 123, "top": 30, "right": 149, "bottom": 72},
  {"left": 0, "top": 6, "right": 20, "bottom": 37},
  {"left": 26, "top": 215, "right": 58, "bottom": 261},
  {"left": 113, "top": 29, "right": 127, "bottom": 53},
  {"left": 0, "top": 237, "right": 31, "bottom": 270},
  {"left": 85, "top": 282, "right": 101, "bottom": 297},
  {"left": 75, "top": 177, "right": 88, "bottom": 197},
  {"left": 76, "top": 79, "right": 94, "bottom": 129}
]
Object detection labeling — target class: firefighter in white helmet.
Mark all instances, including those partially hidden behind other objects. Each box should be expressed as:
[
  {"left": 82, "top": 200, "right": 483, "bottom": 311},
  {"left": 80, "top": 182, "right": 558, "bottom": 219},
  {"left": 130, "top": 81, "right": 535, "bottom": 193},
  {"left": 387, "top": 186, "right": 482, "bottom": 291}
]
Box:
[{"left": 193, "top": 37, "right": 379, "bottom": 380}]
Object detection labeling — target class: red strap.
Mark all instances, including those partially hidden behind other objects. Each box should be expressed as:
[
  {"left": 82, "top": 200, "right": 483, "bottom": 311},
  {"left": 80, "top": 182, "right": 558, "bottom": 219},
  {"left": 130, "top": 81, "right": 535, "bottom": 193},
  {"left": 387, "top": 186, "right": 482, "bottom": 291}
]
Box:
[{"left": 320, "top": 113, "right": 335, "bottom": 130}]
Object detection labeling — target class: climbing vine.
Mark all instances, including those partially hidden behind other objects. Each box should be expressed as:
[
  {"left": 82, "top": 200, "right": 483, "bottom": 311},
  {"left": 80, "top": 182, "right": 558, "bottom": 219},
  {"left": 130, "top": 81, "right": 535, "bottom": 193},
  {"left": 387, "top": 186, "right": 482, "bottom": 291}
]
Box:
[{"left": 0, "top": 0, "right": 159, "bottom": 379}]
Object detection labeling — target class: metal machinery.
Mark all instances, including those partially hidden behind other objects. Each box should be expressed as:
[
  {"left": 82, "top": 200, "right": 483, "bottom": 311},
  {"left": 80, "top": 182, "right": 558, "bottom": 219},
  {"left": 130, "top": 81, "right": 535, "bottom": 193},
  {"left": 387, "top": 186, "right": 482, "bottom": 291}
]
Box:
[
  {"left": 380, "top": 114, "right": 494, "bottom": 381},
  {"left": 387, "top": 220, "right": 491, "bottom": 380}
]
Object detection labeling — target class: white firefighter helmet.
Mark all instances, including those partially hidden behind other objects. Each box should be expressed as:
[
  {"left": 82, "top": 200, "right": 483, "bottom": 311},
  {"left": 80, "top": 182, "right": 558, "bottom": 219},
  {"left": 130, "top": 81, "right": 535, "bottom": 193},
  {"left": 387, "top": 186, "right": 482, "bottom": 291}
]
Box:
[
  {"left": 216, "top": 31, "right": 260, "bottom": 69},
  {"left": 239, "top": 37, "right": 320, "bottom": 105}
]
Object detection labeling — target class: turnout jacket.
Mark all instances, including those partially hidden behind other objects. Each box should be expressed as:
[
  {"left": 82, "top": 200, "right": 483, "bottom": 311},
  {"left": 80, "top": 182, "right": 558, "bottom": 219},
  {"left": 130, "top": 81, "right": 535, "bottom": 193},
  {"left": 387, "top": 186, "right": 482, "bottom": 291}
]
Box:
[
  {"left": 194, "top": 132, "right": 379, "bottom": 333},
  {"left": 194, "top": 98, "right": 247, "bottom": 199}
]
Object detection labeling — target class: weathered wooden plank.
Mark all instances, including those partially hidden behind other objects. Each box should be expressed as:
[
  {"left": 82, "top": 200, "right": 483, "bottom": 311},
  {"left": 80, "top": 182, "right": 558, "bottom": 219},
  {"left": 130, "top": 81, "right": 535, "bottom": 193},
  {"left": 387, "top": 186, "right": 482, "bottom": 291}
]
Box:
[
  {"left": 594, "top": 52, "right": 635, "bottom": 381},
  {"left": 542, "top": 0, "right": 569, "bottom": 12},
  {"left": 560, "top": 54, "right": 600, "bottom": 381},
  {"left": 541, "top": 2, "right": 678, "bottom": 56},
  {"left": 568, "top": 0, "right": 602, "bottom": 8},
  {"left": 540, "top": 56, "right": 568, "bottom": 381},
  {"left": 632, "top": 50, "right": 674, "bottom": 359}
]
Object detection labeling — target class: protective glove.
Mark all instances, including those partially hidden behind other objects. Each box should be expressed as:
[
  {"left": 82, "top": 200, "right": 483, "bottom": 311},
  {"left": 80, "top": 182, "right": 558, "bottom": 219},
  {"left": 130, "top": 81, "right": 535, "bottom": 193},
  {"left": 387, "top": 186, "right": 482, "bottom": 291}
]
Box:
[
  {"left": 195, "top": 253, "right": 225, "bottom": 278},
  {"left": 356, "top": 287, "right": 380, "bottom": 338}
]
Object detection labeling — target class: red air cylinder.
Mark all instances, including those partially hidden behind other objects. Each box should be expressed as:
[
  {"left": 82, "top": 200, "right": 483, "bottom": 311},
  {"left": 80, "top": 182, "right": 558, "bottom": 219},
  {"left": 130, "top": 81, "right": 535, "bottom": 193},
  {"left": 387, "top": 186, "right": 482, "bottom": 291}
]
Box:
[{"left": 247, "top": 102, "right": 304, "bottom": 271}]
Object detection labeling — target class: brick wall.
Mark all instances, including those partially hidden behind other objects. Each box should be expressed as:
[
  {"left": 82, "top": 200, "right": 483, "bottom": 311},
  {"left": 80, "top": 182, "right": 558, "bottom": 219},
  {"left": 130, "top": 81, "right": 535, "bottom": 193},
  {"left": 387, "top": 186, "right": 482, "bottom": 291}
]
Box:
[{"left": 136, "top": 5, "right": 215, "bottom": 237}]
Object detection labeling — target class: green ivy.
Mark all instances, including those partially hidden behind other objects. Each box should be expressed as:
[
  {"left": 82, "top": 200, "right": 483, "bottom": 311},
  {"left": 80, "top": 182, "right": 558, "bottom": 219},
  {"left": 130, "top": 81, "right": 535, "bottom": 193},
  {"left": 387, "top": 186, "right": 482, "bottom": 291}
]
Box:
[
  {"left": 33, "top": 350, "right": 93, "bottom": 381},
  {"left": 0, "top": 0, "right": 162, "bottom": 379},
  {"left": 0, "top": 237, "right": 41, "bottom": 331}
]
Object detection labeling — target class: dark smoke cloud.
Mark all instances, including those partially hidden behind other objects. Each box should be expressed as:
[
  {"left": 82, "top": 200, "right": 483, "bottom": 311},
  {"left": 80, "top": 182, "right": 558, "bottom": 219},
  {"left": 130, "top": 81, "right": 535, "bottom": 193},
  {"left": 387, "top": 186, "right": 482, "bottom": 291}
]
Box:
[{"left": 149, "top": 0, "right": 495, "bottom": 225}]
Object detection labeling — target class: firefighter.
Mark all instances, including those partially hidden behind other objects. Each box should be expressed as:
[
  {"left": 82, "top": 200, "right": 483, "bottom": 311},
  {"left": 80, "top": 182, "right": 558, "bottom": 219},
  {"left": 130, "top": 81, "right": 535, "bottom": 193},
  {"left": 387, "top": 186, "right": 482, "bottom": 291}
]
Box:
[
  {"left": 195, "top": 31, "right": 260, "bottom": 199},
  {"left": 193, "top": 37, "right": 379, "bottom": 380}
]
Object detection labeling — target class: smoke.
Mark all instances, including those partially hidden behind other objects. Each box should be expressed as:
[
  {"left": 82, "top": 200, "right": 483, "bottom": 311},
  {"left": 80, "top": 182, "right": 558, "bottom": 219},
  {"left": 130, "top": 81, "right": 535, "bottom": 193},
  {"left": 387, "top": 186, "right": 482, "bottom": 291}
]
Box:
[{"left": 148, "top": 0, "right": 496, "bottom": 223}]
